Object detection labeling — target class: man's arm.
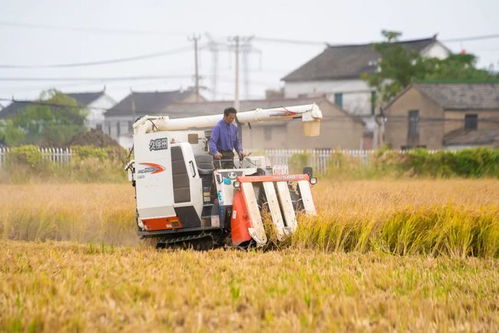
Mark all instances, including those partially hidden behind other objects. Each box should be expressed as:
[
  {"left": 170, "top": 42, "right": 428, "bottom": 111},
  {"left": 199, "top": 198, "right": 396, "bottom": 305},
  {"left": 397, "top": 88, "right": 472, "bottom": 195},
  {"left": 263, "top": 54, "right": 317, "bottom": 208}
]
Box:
[{"left": 209, "top": 125, "right": 220, "bottom": 155}]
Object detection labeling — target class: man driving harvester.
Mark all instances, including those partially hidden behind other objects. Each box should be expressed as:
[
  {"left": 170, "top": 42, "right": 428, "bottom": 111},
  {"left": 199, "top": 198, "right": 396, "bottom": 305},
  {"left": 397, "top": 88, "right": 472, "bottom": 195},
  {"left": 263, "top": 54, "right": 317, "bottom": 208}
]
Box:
[{"left": 209, "top": 107, "right": 246, "bottom": 169}]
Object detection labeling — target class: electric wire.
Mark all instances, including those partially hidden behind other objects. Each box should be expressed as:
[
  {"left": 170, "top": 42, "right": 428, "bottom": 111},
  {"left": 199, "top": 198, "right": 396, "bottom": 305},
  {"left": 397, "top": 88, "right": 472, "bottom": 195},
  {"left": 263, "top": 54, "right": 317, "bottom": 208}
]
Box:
[
  {"left": 0, "top": 45, "right": 196, "bottom": 69},
  {"left": 1, "top": 97, "right": 498, "bottom": 123}
]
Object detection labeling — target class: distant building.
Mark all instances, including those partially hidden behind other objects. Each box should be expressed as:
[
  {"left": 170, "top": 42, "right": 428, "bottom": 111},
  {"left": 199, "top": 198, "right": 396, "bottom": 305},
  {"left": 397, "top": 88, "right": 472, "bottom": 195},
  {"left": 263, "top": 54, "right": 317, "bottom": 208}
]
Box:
[
  {"left": 0, "top": 100, "right": 30, "bottom": 119},
  {"left": 282, "top": 36, "right": 450, "bottom": 116},
  {"left": 161, "top": 96, "right": 365, "bottom": 150},
  {"left": 64, "top": 91, "right": 116, "bottom": 131},
  {"left": 383, "top": 82, "right": 499, "bottom": 149},
  {"left": 0, "top": 90, "right": 116, "bottom": 132},
  {"left": 104, "top": 90, "right": 204, "bottom": 148}
]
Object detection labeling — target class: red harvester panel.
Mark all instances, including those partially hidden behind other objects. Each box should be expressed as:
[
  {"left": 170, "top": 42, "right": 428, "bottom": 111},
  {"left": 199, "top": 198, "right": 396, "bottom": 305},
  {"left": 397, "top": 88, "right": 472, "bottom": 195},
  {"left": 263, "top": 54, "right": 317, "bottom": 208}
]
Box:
[{"left": 142, "top": 216, "right": 183, "bottom": 231}]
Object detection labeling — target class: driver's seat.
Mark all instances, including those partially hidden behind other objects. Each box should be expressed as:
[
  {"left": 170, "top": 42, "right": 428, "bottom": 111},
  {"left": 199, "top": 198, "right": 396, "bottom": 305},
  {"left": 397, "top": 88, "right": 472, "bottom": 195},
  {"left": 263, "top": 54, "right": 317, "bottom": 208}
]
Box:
[
  {"left": 195, "top": 154, "right": 215, "bottom": 206},
  {"left": 194, "top": 154, "right": 214, "bottom": 175}
]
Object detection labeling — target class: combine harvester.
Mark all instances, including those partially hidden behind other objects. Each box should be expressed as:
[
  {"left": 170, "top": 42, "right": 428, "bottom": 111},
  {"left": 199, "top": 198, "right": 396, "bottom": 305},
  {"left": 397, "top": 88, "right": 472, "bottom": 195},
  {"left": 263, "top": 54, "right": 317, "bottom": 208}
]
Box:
[{"left": 126, "top": 104, "right": 322, "bottom": 249}]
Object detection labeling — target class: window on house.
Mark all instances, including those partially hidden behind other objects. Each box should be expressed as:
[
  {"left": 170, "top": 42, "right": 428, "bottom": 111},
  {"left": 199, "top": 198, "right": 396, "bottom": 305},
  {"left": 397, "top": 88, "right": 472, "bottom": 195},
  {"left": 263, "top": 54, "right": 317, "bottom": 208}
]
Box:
[
  {"left": 117, "top": 121, "right": 121, "bottom": 137},
  {"left": 128, "top": 121, "right": 133, "bottom": 133},
  {"left": 407, "top": 110, "right": 420, "bottom": 146},
  {"left": 334, "top": 93, "right": 343, "bottom": 108},
  {"left": 107, "top": 123, "right": 111, "bottom": 136},
  {"left": 464, "top": 114, "right": 478, "bottom": 130},
  {"left": 264, "top": 127, "right": 272, "bottom": 140},
  {"left": 96, "top": 124, "right": 102, "bottom": 131}
]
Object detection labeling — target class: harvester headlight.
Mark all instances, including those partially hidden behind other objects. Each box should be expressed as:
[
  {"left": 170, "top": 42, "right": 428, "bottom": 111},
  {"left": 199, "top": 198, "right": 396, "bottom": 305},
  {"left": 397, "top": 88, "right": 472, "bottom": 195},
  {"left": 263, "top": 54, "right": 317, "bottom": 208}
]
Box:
[
  {"left": 310, "top": 177, "right": 318, "bottom": 185},
  {"left": 233, "top": 180, "right": 241, "bottom": 189}
]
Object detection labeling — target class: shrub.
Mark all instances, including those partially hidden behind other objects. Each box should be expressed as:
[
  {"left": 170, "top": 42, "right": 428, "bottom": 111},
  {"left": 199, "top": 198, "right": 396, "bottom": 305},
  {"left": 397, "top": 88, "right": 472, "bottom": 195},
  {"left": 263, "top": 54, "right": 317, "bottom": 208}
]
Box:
[
  {"left": 288, "top": 152, "right": 311, "bottom": 173},
  {"left": 325, "top": 148, "right": 499, "bottom": 179},
  {"left": 4, "top": 145, "right": 52, "bottom": 182},
  {"left": 0, "top": 145, "right": 127, "bottom": 183},
  {"left": 71, "top": 145, "right": 108, "bottom": 161},
  {"left": 6, "top": 145, "right": 44, "bottom": 169}
]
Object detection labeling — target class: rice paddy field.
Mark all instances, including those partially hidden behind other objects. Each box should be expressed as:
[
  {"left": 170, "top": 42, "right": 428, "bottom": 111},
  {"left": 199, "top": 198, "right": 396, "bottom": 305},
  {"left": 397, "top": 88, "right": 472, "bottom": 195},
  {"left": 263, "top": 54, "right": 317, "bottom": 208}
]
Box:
[{"left": 1, "top": 180, "right": 498, "bottom": 332}]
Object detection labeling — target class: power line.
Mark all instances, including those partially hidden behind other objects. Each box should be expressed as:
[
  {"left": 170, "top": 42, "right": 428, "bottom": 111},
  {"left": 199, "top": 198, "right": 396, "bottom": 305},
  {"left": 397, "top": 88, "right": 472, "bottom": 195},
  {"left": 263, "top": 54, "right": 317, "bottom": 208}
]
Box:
[
  {"left": 0, "top": 75, "right": 192, "bottom": 82},
  {"left": 253, "top": 36, "right": 327, "bottom": 46},
  {"left": 1, "top": 32, "right": 497, "bottom": 71},
  {"left": 0, "top": 45, "right": 194, "bottom": 69},
  {"left": 255, "top": 33, "right": 499, "bottom": 46},
  {"left": 0, "top": 20, "right": 185, "bottom": 36},
  {"left": 442, "top": 33, "right": 499, "bottom": 43}
]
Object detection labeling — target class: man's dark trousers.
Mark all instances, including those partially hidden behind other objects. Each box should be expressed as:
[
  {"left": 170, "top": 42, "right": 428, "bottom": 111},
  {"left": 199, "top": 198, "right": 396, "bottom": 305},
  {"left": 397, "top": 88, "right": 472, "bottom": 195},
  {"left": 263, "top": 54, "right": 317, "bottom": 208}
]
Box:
[{"left": 215, "top": 150, "right": 235, "bottom": 169}]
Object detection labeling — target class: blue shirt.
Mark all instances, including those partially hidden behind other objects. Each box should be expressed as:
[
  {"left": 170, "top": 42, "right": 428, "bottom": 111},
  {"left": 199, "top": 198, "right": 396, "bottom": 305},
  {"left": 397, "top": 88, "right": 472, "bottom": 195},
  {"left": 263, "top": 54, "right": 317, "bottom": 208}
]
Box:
[{"left": 209, "top": 120, "right": 242, "bottom": 155}]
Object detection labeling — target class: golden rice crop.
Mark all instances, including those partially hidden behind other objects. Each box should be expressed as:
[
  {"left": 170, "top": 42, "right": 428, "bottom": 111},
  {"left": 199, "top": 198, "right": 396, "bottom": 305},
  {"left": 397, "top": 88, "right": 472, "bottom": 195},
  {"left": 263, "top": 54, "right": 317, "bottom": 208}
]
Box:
[
  {"left": 0, "top": 184, "right": 137, "bottom": 246},
  {"left": 0, "top": 241, "right": 497, "bottom": 332},
  {"left": 1, "top": 180, "right": 498, "bottom": 332},
  {"left": 0, "top": 180, "right": 498, "bottom": 256},
  {"left": 293, "top": 179, "right": 499, "bottom": 257}
]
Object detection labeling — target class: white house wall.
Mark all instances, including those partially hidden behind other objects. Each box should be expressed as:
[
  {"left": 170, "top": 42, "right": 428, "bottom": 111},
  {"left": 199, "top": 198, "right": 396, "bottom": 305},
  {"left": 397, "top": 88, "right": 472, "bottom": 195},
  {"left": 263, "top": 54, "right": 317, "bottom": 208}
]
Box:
[
  {"left": 86, "top": 95, "right": 117, "bottom": 130},
  {"left": 105, "top": 115, "right": 134, "bottom": 148},
  {"left": 284, "top": 79, "right": 374, "bottom": 115},
  {"left": 421, "top": 42, "right": 450, "bottom": 60}
]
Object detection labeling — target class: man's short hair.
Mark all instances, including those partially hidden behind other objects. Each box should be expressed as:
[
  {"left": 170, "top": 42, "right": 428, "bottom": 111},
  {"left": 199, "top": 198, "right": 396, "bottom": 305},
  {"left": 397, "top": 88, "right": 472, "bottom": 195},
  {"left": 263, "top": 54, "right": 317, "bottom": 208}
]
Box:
[{"left": 224, "top": 107, "right": 237, "bottom": 116}]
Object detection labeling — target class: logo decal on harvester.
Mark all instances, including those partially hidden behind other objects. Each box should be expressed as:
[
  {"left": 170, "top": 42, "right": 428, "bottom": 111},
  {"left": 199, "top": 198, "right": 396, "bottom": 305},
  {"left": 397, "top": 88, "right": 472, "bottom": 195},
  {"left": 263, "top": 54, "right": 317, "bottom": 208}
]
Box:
[
  {"left": 149, "top": 137, "right": 169, "bottom": 151},
  {"left": 138, "top": 162, "right": 165, "bottom": 174}
]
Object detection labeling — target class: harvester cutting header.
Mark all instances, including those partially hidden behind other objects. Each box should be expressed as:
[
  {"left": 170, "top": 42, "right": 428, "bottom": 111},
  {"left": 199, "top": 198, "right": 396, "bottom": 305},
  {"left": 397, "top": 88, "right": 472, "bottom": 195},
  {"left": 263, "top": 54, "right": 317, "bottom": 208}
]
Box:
[{"left": 126, "top": 104, "right": 323, "bottom": 249}]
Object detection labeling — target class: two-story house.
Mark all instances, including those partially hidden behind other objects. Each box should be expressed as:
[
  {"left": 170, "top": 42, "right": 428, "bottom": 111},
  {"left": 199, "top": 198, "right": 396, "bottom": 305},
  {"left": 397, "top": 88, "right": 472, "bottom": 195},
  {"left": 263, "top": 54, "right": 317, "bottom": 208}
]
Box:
[
  {"left": 282, "top": 36, "right": 450, "bottom": 116},
  {"left": 383, "top": 82, "right": 499, "bottom": 149}
]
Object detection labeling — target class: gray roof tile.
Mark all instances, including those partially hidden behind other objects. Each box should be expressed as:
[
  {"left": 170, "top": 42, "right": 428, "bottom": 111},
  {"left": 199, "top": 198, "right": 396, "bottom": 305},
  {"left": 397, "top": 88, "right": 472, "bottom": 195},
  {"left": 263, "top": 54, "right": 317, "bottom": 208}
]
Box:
[
  {"left": 282, "top": 38, "right": 438, "bottom": 82},
  {"left": 66, "top": 91, "right": 105, "bottom": 106},
  {"left": 0, "top": 100, "right": 30, "bottom": 119},
  {"left": 105, "top": 90, "right": 198, "bottom": 117},
  {"left": 444, "top": 128, "right": 499, "bottom": 145},
  {"left": 415, "top": 83, "right": 499, "bottom": 110}
]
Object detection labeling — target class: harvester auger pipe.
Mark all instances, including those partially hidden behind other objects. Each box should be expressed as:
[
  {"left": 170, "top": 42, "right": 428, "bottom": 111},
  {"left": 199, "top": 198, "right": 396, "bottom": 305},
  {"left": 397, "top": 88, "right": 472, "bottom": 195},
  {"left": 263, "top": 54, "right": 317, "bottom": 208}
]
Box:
[
  {"left": 128, "top": 103, "right": 322, "bottom": 249},
  {"left": 133, "top": 103, "right": 323, "bottom": 135}
]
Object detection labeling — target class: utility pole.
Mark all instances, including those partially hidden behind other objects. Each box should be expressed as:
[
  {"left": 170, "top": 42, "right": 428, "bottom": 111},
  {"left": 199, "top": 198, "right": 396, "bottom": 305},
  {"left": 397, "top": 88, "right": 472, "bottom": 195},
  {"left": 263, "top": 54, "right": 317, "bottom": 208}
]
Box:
[
  {"left": 229, "top": 36, "right": 255, "bottom": 108},
  {"left": 205, "top": 33, "right": 221, "bottom": 100},
  {"left": 188, "top": 34, "right": 201, "bottom": 102},
  {"left": 241, "top": 36, "right": 255, "bottom": 99},
  {"left": 231, "top": 36, "right": 241, "bottom": 111}
]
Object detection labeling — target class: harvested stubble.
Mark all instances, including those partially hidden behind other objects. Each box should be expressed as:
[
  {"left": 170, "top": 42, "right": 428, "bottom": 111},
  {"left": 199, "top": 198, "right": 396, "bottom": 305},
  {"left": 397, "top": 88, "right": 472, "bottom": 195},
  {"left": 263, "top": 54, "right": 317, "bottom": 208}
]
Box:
[{"left": 0, "top": 241, "right": 498, "bottom": 332}]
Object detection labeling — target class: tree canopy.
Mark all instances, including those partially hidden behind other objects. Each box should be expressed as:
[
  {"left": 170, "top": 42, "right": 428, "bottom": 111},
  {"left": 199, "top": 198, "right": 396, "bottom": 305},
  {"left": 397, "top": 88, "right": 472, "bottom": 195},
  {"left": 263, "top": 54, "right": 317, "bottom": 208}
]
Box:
[
  {"left": 362, "top": 31, "right": 499, "bottom": 104},
  {"left": 0, "top": 90, "right": 88, "bottom": 146}
]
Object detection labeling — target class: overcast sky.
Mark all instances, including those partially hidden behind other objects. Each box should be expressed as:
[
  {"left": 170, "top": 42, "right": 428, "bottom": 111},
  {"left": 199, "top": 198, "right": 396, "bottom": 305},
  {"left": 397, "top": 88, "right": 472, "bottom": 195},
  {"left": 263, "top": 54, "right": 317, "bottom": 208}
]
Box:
[{"left": 1, "top": 0, "right": 498, "bottom": 104}]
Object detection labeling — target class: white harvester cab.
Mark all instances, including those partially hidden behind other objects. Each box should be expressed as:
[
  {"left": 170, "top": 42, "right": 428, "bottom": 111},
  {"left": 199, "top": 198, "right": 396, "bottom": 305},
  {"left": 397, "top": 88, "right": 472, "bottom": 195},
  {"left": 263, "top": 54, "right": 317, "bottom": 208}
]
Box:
[{"left": 127, "top": 104, "right": 322, "bottom": 249}]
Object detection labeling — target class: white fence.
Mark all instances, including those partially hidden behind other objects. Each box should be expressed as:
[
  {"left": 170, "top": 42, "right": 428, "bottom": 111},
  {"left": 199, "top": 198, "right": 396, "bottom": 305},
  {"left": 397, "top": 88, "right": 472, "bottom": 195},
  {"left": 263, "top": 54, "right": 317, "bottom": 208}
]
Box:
[
  {"left": 0, "top": 147, "right": 72, "bottom": 168},
  {"left": 263, "top": 149, "right": 375, "bottom": 174},
  {"left": 1, "top": 147, "right": 433, "bottom": 174}
]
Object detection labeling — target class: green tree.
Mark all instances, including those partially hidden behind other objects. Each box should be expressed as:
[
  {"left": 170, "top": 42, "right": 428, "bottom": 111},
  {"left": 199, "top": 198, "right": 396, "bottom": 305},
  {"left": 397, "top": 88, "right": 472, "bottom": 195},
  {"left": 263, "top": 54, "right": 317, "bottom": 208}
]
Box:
[
  {"left": 0, "top": 90, "right": 88, "bottom": 146},
  {"left": 362, "top": 31, "right": 498, "bottom": 104}
]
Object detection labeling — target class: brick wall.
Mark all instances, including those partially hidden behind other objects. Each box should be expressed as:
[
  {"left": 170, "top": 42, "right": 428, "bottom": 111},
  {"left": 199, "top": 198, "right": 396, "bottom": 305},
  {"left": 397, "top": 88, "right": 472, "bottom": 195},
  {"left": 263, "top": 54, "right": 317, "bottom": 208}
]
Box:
[{"left": 385, "top": 87, "right": 445, "bottom": 149}]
